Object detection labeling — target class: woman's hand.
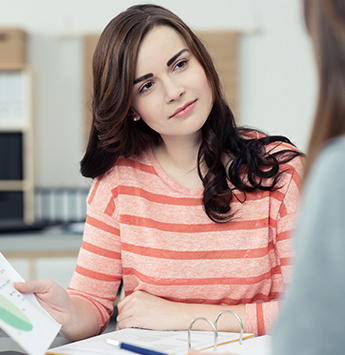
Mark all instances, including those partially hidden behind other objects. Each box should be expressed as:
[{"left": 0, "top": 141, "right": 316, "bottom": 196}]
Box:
[
  {"left": 14, "top": 279, "right": 98, "bottom": 341},
  {"left": 116, "top": 290, "right": 188, "bottom": 330},
  {"left": 14, "top": 279, "right": 73, "bottom": 327},
  {"left": 117, "top": 290, "right": 246, "bottom": 333}
]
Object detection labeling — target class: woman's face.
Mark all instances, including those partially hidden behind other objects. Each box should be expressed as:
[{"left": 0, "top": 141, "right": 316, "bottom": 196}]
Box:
[{"left": 131, "top": 26, "right": 213, "bottom": 143}]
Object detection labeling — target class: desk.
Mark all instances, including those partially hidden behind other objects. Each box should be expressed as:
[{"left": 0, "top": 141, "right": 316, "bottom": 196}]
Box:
[
  {"left": 1, "top": 323, "right": 117, "bottom": 354},
  {"left": 0, "top": 334, "right": 70, "bottom": 354},
  {"left": 1, "top": 226, "right": 83, "bottom": 257}
]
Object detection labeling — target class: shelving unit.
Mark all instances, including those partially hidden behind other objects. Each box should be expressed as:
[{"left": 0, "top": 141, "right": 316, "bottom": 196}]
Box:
[{"left": 0, "top": 64, "right": 34, "bottom": 223}]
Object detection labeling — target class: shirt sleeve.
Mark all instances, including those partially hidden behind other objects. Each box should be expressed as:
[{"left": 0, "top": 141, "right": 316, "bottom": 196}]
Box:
[
  {"left": 67, "top": 174, "right": 122, "bottom": 334},
  {"left": 245, "top": 155, "right": 303, "bottom": 335}
]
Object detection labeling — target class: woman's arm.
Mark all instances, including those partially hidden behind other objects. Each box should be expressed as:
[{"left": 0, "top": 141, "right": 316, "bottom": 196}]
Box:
[
  {"left": 117, "top": 290, "right": 246, "bottom": 333},
  {"left": 14, "top": 279, "right": 99, "bottom": 341}
]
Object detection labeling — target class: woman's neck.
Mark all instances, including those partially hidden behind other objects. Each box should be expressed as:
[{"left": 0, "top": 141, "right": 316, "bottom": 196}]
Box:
[{"left": 152, "top": 136, "right": 206, "bottom": 190}]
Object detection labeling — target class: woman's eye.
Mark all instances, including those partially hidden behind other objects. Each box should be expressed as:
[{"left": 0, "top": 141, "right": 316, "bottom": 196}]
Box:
[
  {"left": 139, "top": 82, "right": 153, "bottom": 93},
  {"left": 174, "top": 60, "right": 188, "bottom": 70}
]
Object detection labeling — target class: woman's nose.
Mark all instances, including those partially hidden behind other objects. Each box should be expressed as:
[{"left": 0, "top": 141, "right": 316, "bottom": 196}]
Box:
[{"left": 163, "top": 77, "right": 185, "bottom": 102}]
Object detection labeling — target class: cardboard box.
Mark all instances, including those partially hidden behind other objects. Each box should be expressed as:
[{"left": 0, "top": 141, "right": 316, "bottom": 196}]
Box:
[{"left": 0, "top": 28, "right": 27, "bottom": 66}]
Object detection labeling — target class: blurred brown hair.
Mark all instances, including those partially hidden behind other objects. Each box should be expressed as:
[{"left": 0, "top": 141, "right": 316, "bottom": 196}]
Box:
[{"left": 304, "top": 0, "right": 345, "bottom": 177}]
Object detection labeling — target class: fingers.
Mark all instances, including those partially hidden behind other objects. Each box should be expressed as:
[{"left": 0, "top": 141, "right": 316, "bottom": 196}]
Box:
[
  {"left": 117, "top": 290, "right": 138, "bottom": 311},
  {"left": 116, "top": 299, "right": 133, "bottom": 329},
  {"left": 116, "top": 291, "right": 175, "bottom": 330},
  {"left": 13, "top": 279, "right": 55, "bottom": 294},
  {"left": 116, "top": 291, "right": 145, "bottom": 329},
  {"left": 116, "top": 295, "right": 128, "bottom": 312}
]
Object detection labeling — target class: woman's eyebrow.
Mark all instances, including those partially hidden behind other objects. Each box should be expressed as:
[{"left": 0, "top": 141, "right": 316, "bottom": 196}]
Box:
[
  {"left": 133, "top": 73, "right": 153, "bottom": 85},
  {"left": 133, "top": 49, "right": 189, "bottom": 85},
  {"left": 166, "top": 49, "right": 189, "bottom": 67}
]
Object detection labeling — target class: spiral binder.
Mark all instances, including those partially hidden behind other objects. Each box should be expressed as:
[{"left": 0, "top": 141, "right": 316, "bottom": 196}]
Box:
[{"left": 188, "top": 310, "right": 244, "bottom": 351}]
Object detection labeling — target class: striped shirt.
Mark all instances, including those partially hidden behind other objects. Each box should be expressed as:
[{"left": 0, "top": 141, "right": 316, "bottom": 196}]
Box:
[{"left": 68, "top": 142, "right": 303, "bottom": 336}]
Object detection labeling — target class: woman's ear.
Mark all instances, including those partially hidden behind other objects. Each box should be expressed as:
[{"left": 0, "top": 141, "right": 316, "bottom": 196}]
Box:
[{"left": 129, "top": 108, "right": 141, "bottom": 122}]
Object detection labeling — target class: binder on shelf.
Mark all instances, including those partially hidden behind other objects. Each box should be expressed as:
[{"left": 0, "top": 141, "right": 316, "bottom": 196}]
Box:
[
  {"left": 0, "top": 59, "right": 33, "bottom": 223},
  {"left": 0, "top": 70, "right": 27, "bottom": 127},
  {"left": 0, "top": 132, "right": 23, "bottom": 180},
  {"left": 0, "top": 190, "right": 24, "bottom": 220}
]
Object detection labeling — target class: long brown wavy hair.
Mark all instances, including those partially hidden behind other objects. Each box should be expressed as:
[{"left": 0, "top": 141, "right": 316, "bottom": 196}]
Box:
[
  {"left": 303, "top": 0, "right": 345, "bottom": 177},
  {"left": 81, "top": 4, "right": 302, "bottom": 223}
]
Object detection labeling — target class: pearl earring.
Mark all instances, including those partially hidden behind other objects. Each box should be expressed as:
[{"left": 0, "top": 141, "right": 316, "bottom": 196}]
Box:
[{"left": 133, "top": 117, "right": 139, "bottom": 122}]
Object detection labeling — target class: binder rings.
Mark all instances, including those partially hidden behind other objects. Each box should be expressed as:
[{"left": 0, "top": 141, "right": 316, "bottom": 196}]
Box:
[{"left": 188, "top": 310, "right": 245, "bottom": 351}]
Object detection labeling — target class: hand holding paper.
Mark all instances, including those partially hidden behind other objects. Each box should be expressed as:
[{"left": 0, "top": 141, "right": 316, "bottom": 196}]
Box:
[
  {"left": 0, "top": 252, "right": 61, "bottom": 355},
  {"left": 14, "top": 279, "right": 74, "bottom": 330},
  {"left": 13, "top": 273, "right": 99, "bottom": 341}
]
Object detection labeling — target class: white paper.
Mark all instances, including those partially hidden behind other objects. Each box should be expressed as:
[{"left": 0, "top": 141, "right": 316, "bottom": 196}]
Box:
[
  {"left": 0, "top": 252, "right": 61, "bottom": 355},
  {"left": 204, "top": 335, "right": 272, "bottom": 355},
  {"left": 49, "top": 328, "right": 255, "bottom": 355}
]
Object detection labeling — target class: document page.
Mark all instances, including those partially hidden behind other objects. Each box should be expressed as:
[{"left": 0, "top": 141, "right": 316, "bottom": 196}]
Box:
[
  {"left": 49, "top": 328, "right": 254, "bottom": 355},
  {"left": 204, "top": 335, "right": 272, "bottom": 355},
  {"left": 0, "top": 252, "right": 61, "bottom": 355}
]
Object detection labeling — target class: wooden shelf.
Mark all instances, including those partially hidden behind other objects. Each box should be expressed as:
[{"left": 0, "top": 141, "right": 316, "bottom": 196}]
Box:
[
  {"left": 0, "top": 125, "right": 29, "bottom": 132},
  {"left": 0, "top": 67, "right": 34, "bottom": 223},
  {"left": 0, "top": 180, "right": 24, "bottom": 190},
  {"left": 0, "top": 180, "right": 33, "bottom": 190},
  {"left": 0, "top": 63, "right": 27, "bottom": 71}
]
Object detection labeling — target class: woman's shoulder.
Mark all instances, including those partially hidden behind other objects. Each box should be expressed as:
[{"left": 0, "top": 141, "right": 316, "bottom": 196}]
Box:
[
  {"left": 240, "top": 128, "right": 301, "bottom": 153},
  {"left": 319, "top": 134, "right": 345, "bottom": 158},
  {"left": 94, "top": 148, "right": 155, "bottom": 182},
  {"left": 310, "top": 135, "right": 345, "bottom": 179},
  {"left": 238, "top": 128, "right": 262, "bottom": 140},
  {"left": 86, "top": 149, "right": 157, "bottom": 210}
]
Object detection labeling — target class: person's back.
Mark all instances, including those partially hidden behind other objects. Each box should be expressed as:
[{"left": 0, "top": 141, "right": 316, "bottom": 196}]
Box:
[
  {"left": 272, "top": 136, "right": 345, "bottom": 354},
  {"left": 272, "top": 0, "right": 345, "bottom": 353}
]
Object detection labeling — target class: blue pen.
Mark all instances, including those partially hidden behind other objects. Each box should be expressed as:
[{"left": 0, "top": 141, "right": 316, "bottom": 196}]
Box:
[{"left": 106, "top": 339, "right": 170, "bottom": 355}]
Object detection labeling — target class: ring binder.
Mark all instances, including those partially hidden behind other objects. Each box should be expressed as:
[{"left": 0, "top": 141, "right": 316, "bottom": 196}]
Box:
[
  {"left": 214, "top": 310, "right": 244, "bottom": 345},
  {"left": 188, "top": 317, "right": 218, "bottom": 351},
  {"left": 188, "top": 310, "right": 244, "bottom": 351}
]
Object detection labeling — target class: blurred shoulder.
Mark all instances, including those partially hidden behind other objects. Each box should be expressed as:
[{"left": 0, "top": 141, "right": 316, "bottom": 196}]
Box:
[{"left": 309, "top": 135, "right": 345, "bottom": 179}]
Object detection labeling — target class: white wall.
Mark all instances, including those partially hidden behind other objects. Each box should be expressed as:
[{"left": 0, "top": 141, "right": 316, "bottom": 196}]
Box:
[{"left": 0, "top": 0, "right": 317, "bottom": 188}]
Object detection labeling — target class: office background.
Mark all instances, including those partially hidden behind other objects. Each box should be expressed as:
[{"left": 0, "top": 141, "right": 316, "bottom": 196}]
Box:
[
  {"left": 0, "top": 0, "right": 315, "bottom": 192},
  {"left": 0, "top": 1, "right": 316, "bottom": 347}
]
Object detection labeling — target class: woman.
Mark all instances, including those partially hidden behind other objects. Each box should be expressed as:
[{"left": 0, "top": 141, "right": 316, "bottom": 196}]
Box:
[
  {"left": 15, "top": 4, "right": 303, "bottom": 341},
  {"left": 272, "top": 0, "right": 345, "bottom": 354}
]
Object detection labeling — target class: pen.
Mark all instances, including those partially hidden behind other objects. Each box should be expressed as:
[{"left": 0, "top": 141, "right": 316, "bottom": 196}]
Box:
[{"left": 106, "top": 338, "right": 170, "bottom": 355}]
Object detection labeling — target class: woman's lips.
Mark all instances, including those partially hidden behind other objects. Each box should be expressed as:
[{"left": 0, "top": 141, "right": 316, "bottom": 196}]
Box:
[{"left": 169, "top": 100, "right": 197, "bottom": 118}]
